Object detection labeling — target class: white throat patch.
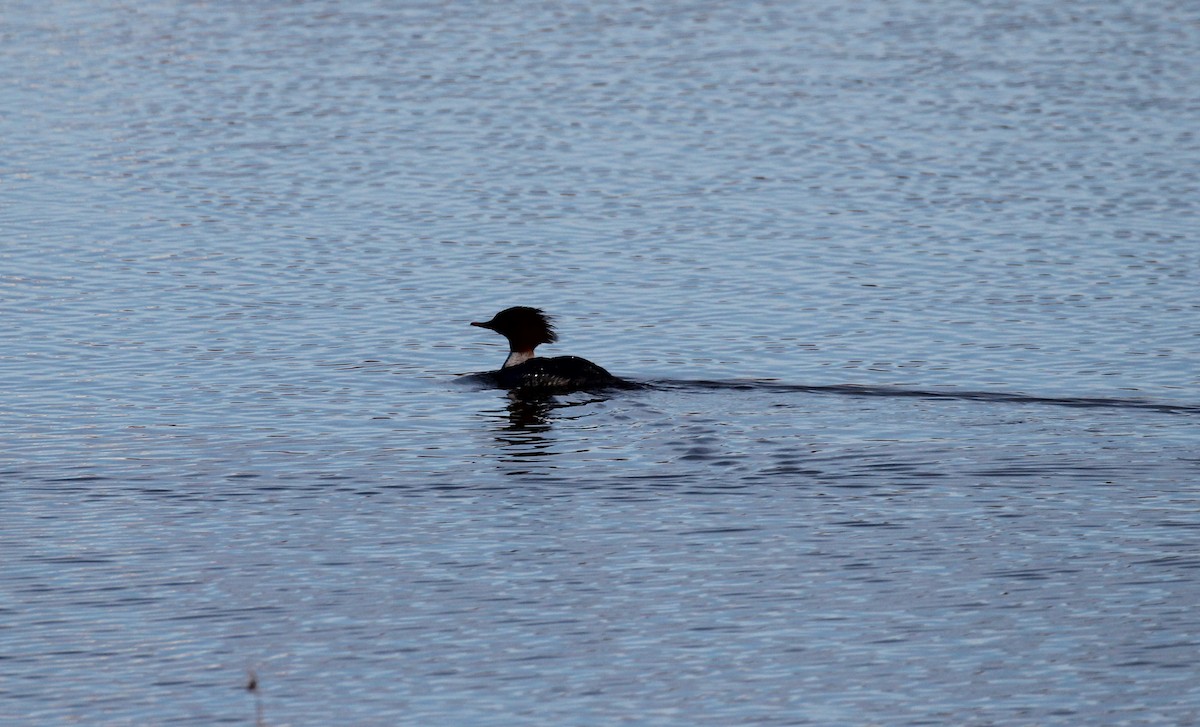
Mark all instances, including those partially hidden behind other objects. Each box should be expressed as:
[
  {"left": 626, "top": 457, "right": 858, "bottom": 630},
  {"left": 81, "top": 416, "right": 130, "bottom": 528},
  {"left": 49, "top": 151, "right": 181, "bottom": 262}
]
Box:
[{"left": 502, "top": 350, "right": 535, "bottom": 368}]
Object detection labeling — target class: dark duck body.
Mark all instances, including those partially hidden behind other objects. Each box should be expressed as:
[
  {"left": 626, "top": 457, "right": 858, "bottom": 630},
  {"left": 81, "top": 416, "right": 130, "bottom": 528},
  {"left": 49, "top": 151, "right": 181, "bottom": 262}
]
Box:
[{"left": 464, "top": 307, "right": 632, "bottom": 393}]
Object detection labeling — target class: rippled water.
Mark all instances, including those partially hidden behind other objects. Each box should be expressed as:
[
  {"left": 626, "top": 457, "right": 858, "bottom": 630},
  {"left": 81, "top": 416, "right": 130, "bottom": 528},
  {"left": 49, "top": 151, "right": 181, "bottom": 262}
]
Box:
[{"left": 3, "top": 0, "right": 1199, "bottom": 724}]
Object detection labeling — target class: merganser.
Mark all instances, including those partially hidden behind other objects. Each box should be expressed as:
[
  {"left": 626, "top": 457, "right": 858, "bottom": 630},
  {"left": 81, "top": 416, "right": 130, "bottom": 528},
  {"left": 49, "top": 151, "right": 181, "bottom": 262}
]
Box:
[{"left": 465, "top": 306, "right": 632, "bottom": 392}]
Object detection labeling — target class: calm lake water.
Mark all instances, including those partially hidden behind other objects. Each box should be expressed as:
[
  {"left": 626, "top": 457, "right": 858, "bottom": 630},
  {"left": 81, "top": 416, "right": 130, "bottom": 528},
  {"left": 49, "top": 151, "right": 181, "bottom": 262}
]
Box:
[{"left": 3, "top": 0, "right": 1199, "bottom": 724}]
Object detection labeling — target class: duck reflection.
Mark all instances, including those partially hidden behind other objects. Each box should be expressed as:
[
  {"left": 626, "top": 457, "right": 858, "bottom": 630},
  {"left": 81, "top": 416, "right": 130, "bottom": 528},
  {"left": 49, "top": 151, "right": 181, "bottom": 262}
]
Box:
[
  {"left": 498, "top": 390, "right": 611, "bottom": 431},
  {"left": 477, "top": 391, "right": 614, "bottom": 475}
]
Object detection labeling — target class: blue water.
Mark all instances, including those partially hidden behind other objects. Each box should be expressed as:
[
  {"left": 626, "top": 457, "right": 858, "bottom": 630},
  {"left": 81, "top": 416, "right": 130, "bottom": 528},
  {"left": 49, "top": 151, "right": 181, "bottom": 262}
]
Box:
[{"left": 3, "top": 0, "right": 1199, "bottom": 724}]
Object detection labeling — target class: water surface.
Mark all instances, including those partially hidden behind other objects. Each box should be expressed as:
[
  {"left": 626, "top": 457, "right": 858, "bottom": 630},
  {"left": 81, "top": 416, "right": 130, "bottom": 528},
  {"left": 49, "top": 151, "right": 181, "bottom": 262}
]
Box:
[{"left": 3, "top": 0, "right": 1199, "bottom": 724}]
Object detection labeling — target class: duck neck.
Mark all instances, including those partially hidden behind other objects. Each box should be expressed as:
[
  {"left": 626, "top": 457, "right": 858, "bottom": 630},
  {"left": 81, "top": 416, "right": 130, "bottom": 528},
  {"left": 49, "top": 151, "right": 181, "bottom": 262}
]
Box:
[{"left": 502, "top": 349, "right": 535, "bottom": 368}]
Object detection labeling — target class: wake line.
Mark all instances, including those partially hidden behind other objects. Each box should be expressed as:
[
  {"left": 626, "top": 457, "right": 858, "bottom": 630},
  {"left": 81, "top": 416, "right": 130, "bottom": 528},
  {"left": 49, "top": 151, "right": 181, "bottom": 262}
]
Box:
[{"left": 649, "top": 379, "right": 1200, "bottom": 415}]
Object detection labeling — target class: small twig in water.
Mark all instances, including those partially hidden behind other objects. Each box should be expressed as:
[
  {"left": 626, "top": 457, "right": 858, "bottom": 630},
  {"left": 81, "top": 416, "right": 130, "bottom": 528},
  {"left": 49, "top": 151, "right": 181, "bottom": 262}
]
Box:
[{"left": 246, "top": 669, "right": 265, "bottom": 727}]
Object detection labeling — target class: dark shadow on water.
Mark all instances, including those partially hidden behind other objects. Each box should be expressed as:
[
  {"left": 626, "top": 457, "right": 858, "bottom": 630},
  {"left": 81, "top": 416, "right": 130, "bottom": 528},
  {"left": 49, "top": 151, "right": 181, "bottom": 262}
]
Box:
[{"left": 459, "top": 372, "right": 1199, "bottom": 421}]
